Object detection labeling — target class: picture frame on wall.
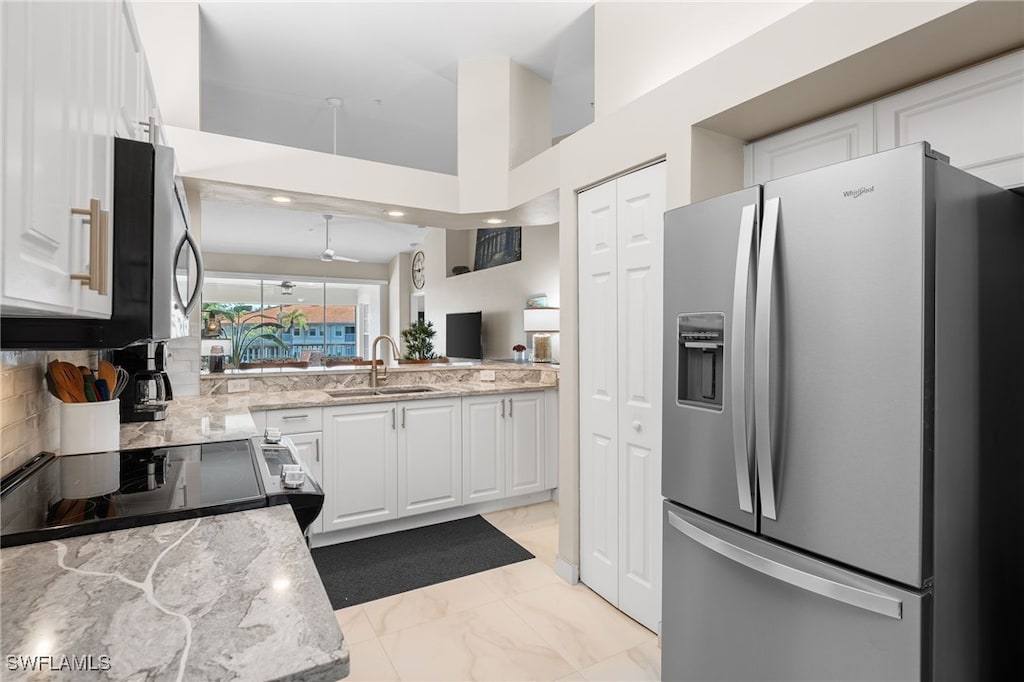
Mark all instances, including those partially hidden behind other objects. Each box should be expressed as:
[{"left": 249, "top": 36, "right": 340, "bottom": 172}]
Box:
[{"left": 473, "top": 226, "right": 522, "bottom": 271}]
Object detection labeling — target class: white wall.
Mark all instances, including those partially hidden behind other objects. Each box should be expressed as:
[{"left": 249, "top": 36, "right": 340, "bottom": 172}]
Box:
[
  {"left": 593, "top": 1, "right": 808, "bottom": 119},
  {"left": 509, "top": 62, "right": 552, "bottom": 167},
  {"left": 131, "top": 0, "right": 200, "bottom": 129},
  {"left": 423, "top": 224, "right": 559, "bottom": 360},
  {"left": 387, "top": 252, "right": 411, "bottom": 358}
]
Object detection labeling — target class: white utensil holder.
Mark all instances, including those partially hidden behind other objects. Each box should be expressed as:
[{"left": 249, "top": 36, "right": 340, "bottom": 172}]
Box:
[{"left": 60, "top": 401, "right": 120, "bottom": 456}]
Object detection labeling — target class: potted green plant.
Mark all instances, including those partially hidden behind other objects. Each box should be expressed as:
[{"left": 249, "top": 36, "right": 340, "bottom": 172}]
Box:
[
  {"left": 400, "top": 320, "right": 447, "bottom": 363},
  {"left": 202, "top": 303, "right": 288, "bottom": 368}
]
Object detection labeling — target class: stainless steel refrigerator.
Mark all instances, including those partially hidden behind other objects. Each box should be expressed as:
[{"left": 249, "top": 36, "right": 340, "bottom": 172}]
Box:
[{"left": 661, "top": 142, "right": 1024, "bottom": 681}]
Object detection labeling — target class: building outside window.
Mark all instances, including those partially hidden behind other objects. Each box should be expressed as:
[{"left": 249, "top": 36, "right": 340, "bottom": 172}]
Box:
[{"left": 201, "top": 276, "right": 379, "bottom": 368}]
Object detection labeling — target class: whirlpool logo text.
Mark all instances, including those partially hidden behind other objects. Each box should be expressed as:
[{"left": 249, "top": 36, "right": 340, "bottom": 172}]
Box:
[{"left": 842, "top": 185, "right": 875, "bottom": 199}]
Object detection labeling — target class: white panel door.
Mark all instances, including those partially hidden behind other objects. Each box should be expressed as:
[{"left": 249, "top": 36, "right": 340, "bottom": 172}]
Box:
[
  {"left": 73, "top": 0, "right": 115, "bottom": 317},
  {"left": 578, "top": 179, "right": 620, "bottom": 605},
  {"left": 322, "top": 402, "right": 397, "bottom": 531},
  {"left": 2, "top": 1, "right": 78, "bottom": 315},
  {"left": 398, "top": 398, "right": 462, "bottom": 516},
  {"left": 875, "top": 50, "right": 1024, "bottom": 188},
  {"left": 288, "top": 431, "right": 324, "bottom": 534},
  {"left": 748, "top": 105, "right": 875, "bottom": 185},
  {"left": 506, "top": 392, "right": 545, "bottom": 497},
  {"left": 463, "top": 394, "right": 506, "bottom": 503},
  {"left": 615, "top": 163, "right": 665, "bottom": 632}
]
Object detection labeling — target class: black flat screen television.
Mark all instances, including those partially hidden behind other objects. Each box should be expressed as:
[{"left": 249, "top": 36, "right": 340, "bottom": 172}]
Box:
[{"left": 446, "top": 311, "right": 483, "bottom": 360}]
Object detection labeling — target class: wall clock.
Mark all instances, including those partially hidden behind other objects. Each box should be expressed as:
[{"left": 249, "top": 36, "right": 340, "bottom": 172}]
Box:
[{"left": 411, "top": 250, "right": 425, "bottom": 289}]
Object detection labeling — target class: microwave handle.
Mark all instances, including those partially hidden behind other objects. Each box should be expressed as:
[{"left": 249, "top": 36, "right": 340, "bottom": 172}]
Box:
[{"left": 173, "top": 229, "right": 205, "bottom": 317}]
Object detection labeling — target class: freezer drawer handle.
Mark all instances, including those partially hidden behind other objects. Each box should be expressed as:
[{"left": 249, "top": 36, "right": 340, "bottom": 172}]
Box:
[
  {"left": 754, "top": 197, "right": 781, "bottom": 520},
  {"left": 667, "top": 510, "right": 903, "bottom": 620},
  {"left": 730, "top": 202, "right": 758, "bottom": 514}
]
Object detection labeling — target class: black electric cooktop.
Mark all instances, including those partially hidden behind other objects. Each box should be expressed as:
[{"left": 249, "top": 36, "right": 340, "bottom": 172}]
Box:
[{"left": 0, "top": 440, "right": 270, "bottom": 548}]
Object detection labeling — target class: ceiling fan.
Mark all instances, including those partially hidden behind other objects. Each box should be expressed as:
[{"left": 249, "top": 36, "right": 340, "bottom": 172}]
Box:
[{"left": 319, "top": 214, "right": 360, "bottom": 263}]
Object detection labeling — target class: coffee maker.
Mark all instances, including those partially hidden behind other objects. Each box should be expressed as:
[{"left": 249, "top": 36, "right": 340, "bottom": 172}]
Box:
[{"left": 112, "top": 342, "right": 174, "bottom": 422}]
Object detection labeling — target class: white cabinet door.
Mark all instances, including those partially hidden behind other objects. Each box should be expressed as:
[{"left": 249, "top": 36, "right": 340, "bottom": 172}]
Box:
[
  {"left": 114, "top": 0, "right": 145, "bottom": 141},
  {"left": 72, "top": 0, "right": 115, "bottom": 317},
  {"left": 322, "top": 402, "right": 398, "bottom": 531},
  {"left": 578, "top": 162, "right": 665, "bottom": 633},
  {"left": 398, "top": 398, "right": 462, "bottom": 516},
  {"left": 746, "top": 105, "right": 875, "bottom": 185},
  {"left": 578, "top": 177, "right": 622, "bottom": 606},
  {"left": 288, "top": 431, "right": 324, "bottom": 535},
  {"left": 615, "top": 164, "right": 664, "bottom": 632},
  {"left": 875, "top": 50, "right": 1024, "bottom": 189},
  {"left": 1, "top": 1, "right": 113, "bottom": 317},
  {"left": 506, "top": 392, "right": 546, "bottom": 497},
  {"left": 462, "top": 394, "right": 506, "bottom": 503}
]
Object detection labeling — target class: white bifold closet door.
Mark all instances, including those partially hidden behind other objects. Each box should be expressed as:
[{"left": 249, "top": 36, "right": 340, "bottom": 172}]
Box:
[{"left": 578, "top": 162, "right": 665, "bottom": 632}]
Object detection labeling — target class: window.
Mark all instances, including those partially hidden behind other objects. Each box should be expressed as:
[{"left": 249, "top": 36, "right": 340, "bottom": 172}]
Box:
[{"left": 202, "top": 275, "right": 381, "bottom": 370}]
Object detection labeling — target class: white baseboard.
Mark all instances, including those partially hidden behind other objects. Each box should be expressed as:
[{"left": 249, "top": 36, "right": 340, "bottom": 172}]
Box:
[
  {"left": 555, "top": 554, "right": 579, "bottom": 585},
  {"left": 311, "top": 490, "right": 554, "bottom": 548}
]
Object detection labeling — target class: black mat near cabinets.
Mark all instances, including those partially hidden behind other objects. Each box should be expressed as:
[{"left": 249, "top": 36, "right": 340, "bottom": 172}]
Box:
[{"left": 311, "top": 515, "right": 534, "bottom": 609}]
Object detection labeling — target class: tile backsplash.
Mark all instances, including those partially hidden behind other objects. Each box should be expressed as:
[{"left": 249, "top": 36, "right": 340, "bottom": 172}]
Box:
[{"left": 1, "top": 349, "right": 92, "bottom": 478}]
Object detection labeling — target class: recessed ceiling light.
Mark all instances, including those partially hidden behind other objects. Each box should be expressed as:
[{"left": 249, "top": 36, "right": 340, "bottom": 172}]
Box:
[
  {"left": 386, "top": 210, "right": 405, "bottom": 217},
  {"left": 485, "top": 218, "right": 506, "bottom": 225},
  {"left": 271, "top": 195, "right": 292, "bottom": 203}
]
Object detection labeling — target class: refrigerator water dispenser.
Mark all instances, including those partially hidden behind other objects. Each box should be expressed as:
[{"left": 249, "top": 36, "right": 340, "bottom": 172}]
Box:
[{"left": 676, "top": 313, "right": 724, "bottom": 409}]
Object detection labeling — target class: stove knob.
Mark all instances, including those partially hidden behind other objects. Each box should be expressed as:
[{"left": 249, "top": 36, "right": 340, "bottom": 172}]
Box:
[
  {"left": 281, "top": 464, "right": 304, "bottom": 489},
  {"left": 265, "top": 427, "right": 282, "bottom": 444}
]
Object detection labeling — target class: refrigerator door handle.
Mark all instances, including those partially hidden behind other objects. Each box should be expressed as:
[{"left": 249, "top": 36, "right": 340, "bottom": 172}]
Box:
[
  {"left": 730, "top": 202, "right": 758, "bottom": 514},
  {"left": 755, "top": 197, "right": 780, "bottom": 520},
  {"left": 667, "top": 510, "right": 903, "bottom": 619}
]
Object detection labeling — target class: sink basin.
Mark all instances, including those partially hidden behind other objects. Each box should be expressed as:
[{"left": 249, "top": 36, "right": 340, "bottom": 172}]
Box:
[
  {"left": 373, "top": 386, "right": 438, "bottom": 395},
  {"left": 326, "top": 386, "right": 439, "bottom": 399}
]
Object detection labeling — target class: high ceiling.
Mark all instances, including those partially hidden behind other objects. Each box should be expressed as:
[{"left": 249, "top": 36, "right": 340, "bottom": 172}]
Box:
[
  {"left": 199, "top": 1, "right": 596, "bottom": 175},
  {"left": 197, "top": 1, "right": 593, "bottom": 264}
]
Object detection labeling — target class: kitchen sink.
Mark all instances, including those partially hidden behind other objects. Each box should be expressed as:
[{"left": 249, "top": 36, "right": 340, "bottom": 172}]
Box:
[{"left": 326, "top": 386, "right": 440, "bottom": 398}]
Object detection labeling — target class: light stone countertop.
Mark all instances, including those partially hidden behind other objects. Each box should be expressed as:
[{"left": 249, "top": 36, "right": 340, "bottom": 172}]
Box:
[
  {"left": 0, "top": 504, "right": 349, "bottom": 681},
  {"left": 120, "top": 377, "right": 557, "bottom": 450}
]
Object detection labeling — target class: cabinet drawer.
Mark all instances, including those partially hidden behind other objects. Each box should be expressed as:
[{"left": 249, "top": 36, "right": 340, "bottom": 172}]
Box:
[{"left": 266, "top": 407, "right": 322, "bottom": 434}]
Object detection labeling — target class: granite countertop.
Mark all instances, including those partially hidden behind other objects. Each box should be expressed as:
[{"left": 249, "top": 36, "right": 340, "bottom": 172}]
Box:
[
  {"left": 120, "top": 375, "right": 557, "bottom": 450},
  {"left": 0, "top": 505, "right": 349, "bottom": 681}
]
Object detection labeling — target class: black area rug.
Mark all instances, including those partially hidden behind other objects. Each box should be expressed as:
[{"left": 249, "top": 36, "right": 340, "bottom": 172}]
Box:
[{"left": 311, "top": 515, "right": 534, "bottom": 609}]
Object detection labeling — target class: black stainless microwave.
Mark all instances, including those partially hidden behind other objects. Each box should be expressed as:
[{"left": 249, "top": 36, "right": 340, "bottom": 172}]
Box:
[{"left": 1, "top": 138, "right": 204, "bottom": 349}]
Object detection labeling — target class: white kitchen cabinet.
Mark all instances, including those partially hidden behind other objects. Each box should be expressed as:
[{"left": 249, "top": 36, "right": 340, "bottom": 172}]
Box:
[
  {"left": 506, "top": 392, "right": 546, "bottom": 497},
  {"left": 397, "top": 397, "right": 462, "bottom": 516},
  {"left": 322, "top": 402, "right": 398, "bottom": 531},
  {"left": 462, "top": 394, "right": 506, "bottom": 503},
  {"left": 744, "top": 105, "right": 875, "bottom": 186},
  {"left": 578, "top": 162, "right": 664, "bottom": 633},
  {"left": 462, "top": 391, "right": 549, "bottom": 504},
  {"left": 744, "top": 50, "right": 1024, "bottom": 189},
  {"left": 2, "top": 0, "right": 115, "bottom": 318},
  {"left": 875, "top": 50, "right": 1024, "bottom": 188}
]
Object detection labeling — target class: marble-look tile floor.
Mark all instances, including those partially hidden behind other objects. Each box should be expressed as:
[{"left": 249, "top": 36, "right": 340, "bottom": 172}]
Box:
[{"left": 333, "top": 501, "right": 661, "bottom": 682}]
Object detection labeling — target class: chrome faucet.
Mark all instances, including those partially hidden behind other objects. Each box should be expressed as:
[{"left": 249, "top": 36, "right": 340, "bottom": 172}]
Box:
[{"left": 370, "top": 334, "right": 401, "bottom": 388}]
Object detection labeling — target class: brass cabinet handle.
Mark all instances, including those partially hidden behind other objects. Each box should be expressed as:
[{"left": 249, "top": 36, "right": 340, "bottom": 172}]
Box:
[{"left": 70, "top": 199, "right": 108, "bottom": 295}]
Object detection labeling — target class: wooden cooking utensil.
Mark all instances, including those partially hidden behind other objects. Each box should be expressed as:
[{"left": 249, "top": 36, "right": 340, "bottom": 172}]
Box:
[
  {"left": 98, "top": 361, "right": 117, "bottom": 399},
  {"left": 78, "top": 366, "right": 99, "bottom": 402},
  {"left": 51, "top": 362, "right": 87, "bottom": 403}
]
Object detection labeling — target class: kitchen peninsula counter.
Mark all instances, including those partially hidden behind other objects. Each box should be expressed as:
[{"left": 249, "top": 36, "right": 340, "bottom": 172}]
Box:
[
  {"left": 0, "top": 504, "right": 349, "bottom": 681},
  {"left": 121, "top": 364, "right": 558, "bottom": 450}
]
